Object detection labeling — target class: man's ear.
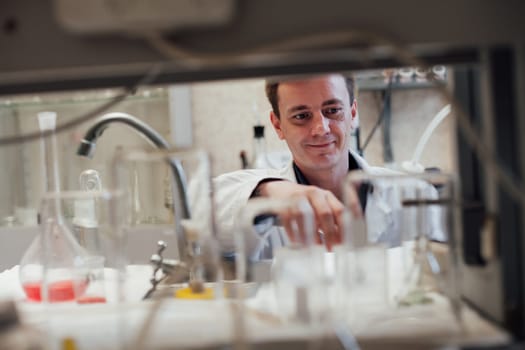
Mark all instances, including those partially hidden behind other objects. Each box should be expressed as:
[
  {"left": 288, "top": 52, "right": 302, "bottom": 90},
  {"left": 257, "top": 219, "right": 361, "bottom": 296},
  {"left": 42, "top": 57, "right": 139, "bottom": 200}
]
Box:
[
  {"left": 270, "top": 111, "right": 285, "bottom": 140},
  {"left": 351, "top": 100, "right": 357, "bottom": 119},
  {"left": 350, "top": 100, "right": 359, "bottom": 130}
]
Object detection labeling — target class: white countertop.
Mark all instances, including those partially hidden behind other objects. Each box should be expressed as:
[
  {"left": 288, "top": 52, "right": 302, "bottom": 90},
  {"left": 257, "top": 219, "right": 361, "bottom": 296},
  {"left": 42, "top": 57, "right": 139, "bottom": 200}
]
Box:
[{"left": 0, "top": 249, "right": 512, "bottom": 350}]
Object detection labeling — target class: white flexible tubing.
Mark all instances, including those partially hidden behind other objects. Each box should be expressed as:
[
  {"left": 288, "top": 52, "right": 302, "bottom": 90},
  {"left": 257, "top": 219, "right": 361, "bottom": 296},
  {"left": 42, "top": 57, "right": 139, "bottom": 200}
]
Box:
[{"left": 411, "top": 104, "right": 452, "bottom": 165}]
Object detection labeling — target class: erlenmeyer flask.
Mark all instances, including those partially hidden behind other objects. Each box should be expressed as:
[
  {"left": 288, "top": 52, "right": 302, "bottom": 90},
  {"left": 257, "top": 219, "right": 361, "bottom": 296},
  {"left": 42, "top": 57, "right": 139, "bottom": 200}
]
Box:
[{"left": 19, "top": 112, "right": 90, "bottom": 303}]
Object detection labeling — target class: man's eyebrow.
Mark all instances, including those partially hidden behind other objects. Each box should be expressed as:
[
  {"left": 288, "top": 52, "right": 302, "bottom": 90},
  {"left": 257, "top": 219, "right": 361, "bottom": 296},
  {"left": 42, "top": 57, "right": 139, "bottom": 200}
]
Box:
[
  {"left": 286, "top": 104, "right": 309, "bottom": 114},
  {"left": 322, "top": 98, "right": 344, "bottom": 106}
]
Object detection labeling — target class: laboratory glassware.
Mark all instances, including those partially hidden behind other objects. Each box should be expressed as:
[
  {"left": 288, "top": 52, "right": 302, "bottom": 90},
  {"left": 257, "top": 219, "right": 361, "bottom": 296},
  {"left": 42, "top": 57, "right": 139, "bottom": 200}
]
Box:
[
  {"left": 235, "top": 197, "right": 332, "bottom": 324},
  {"left": 340, "top": 171, "right": 462, "bottom": 326},
  {"left": 113, "top": 147, "right": 222, "bottom": 298},
  {"left": 19, "top": 112, "right": 90, "bottom": 303},
  {"left": 56, "top": 189, "right": 126, "bottom": 304},
  {"left": 72, "top": 169, "right": 102, "bottom": 253},
  {"left": 335, "top": 174, "right": 390, "bottom": 324}
]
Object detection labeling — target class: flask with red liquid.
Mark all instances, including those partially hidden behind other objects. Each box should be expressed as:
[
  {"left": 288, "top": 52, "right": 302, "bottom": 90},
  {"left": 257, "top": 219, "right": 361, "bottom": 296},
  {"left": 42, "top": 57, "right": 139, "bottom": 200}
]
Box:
[{"left": 19, "top": 112, "right": 90, "bottom": 303}]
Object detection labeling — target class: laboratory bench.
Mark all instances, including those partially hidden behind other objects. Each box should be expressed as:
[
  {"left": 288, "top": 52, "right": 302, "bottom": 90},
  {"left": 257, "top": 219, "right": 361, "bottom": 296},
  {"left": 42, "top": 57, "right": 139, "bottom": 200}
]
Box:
[{"left": 0, "top": 247, "right": 512, "bottom": 350}]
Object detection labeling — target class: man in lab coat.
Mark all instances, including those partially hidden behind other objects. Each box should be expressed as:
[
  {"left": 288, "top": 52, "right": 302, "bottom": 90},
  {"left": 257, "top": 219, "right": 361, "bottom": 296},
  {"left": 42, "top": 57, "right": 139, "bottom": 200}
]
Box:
[{"left": 213, "top": 73, "right": 443, "bottom": 260}]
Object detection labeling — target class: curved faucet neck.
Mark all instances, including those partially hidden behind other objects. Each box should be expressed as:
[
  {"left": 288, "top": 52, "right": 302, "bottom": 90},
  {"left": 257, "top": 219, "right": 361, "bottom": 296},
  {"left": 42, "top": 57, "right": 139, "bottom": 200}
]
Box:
[
  {"left": 82, "top": 112, "right": 171, "bottom": 150},
  {"left": 78, "top": 112, "right": 193, "bottom": 262}
]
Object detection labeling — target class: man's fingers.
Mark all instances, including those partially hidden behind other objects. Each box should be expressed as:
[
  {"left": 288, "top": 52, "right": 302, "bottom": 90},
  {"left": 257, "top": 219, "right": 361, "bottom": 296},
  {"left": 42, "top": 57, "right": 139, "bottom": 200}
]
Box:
[
  {"left": 270, "top": 184, "right": 350, "bottom": 249},
  {"left": 280, "top": 204, "right": 313, "bottom": 244},
  {"left": 326, "top": 194, "right": 345, "bottom": 246},
  {"left": 306, "top": 189, "right": 346, "bottom": 250},
  {"left": 308, "top": 190, "right": 337, "bottom": 237}
]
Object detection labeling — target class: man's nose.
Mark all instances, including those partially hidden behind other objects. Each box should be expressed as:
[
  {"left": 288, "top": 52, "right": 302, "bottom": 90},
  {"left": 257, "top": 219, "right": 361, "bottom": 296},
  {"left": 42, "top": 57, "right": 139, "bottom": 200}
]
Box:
[{"left": 311, "top": 112, "right": 330, "bottom": 135}]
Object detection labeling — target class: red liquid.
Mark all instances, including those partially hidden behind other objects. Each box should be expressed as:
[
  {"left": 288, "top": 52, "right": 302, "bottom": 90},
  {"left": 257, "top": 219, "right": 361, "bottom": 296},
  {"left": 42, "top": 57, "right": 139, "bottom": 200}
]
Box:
[
  {"left": 77, "top": 296, "right": 107, "bottom": 304},
  {"left": 23, "top": 280, "right": 89, "bottom": 302}
]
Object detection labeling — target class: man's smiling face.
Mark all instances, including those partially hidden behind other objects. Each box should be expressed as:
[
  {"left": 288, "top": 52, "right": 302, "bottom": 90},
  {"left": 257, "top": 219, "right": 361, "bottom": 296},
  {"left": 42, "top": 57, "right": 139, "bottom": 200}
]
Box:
[{"left": 270, "top": 74, "right": 354, "bottom": 172}]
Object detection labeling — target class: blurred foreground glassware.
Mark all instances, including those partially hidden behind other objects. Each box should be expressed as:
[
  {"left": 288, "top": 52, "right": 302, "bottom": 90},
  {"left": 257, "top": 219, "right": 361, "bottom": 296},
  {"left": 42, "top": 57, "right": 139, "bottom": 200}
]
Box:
[
  {"left": 67, "top": 189, "right": 127, "bottom": 304},
  {"left": 19, "top": 111, "right": 92, "bottom": 303},
  {"left": 113, "top": 148, "right": 222, "bottom": 299},
  {"left": 235, "top": 197, "right": 333, "bottom": 324},
  {"left": 19, "top": 190, "right": 126, "bottom": 304},
  {"left": 340, "top": 171, "right": 462, "bottom": 325},
  {"left": 114, "top": 148, "right": 227, "bottom": 350},
  {"left": 19, "top": 194, "right": 90, "bottom": 303},
  {"left": 334, "top": 187, "right": 389, "bottom": 323}
]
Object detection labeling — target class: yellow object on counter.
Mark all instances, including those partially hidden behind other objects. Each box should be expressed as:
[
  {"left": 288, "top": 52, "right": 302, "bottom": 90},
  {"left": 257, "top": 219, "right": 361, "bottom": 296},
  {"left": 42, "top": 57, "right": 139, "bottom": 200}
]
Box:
[
  {"left": 62, "top": 337, "right": 78, "bottom": 350},
  {"left": 174, "top": 286, "right": 214, "bottom": 300}
]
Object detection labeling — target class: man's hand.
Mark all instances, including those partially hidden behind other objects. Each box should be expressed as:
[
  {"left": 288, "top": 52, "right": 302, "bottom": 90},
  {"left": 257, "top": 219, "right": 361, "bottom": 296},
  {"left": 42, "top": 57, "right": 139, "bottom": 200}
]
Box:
[{"left": 255, "top": 180, "right": 358, "bottom": 250}]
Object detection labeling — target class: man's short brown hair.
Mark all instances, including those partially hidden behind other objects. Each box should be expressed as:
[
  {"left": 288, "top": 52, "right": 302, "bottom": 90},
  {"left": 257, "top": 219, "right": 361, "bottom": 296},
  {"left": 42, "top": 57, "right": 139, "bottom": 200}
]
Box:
[{"left": 265, "top": 74, "right": 355, "bottom": 118}]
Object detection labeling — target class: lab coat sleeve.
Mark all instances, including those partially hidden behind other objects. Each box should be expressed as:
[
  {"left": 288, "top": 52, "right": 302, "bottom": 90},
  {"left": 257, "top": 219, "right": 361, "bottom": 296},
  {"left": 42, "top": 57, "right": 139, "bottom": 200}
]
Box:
[{"left": 212, "top": 169, "right": 285, "bottom": 254}]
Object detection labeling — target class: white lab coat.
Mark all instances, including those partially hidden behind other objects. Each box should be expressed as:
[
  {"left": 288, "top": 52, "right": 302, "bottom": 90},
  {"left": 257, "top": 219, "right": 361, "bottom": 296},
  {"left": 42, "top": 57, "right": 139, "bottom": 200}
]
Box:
[{"left": 213, "top": 150, "right": 444, "bottom": 260}]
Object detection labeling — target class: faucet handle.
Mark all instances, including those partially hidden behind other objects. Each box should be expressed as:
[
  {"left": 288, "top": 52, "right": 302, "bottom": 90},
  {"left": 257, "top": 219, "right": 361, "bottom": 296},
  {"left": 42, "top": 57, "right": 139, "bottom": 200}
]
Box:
[
  {"left": 156, "top": 240, "right": 168, "bottom": 254},
  {"left": 143, "top": 241, "right": 190, "bottom": 300},
  {"left": 143, "top": 241, "right": 169, "bottom": 300}
]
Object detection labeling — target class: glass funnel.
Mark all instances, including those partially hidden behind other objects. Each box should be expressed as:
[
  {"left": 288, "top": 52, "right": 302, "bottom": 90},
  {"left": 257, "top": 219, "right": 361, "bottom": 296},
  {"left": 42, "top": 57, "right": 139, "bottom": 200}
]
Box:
[{"left": 19, "top": 111, "right": 90, "bottom": 303}]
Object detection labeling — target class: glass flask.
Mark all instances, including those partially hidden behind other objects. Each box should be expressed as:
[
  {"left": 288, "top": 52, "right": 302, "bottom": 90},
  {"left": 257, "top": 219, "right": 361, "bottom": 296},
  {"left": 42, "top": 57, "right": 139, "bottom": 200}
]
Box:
[{"left": 19, "top": 112, "right": 90, "bottom": 303}]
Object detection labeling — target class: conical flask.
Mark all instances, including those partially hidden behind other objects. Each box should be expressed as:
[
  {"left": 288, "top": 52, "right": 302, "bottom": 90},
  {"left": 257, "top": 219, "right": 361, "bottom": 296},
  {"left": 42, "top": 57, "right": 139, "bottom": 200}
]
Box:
[{"left": 19, "top": 112, "right": 90, "bottom": 303}]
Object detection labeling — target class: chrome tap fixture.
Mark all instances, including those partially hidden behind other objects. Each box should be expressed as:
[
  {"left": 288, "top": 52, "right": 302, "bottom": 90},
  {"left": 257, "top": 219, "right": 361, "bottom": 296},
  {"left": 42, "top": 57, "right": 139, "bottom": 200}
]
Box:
[{"left": 77, "top": 112, "right": 191, "bottom": 261}]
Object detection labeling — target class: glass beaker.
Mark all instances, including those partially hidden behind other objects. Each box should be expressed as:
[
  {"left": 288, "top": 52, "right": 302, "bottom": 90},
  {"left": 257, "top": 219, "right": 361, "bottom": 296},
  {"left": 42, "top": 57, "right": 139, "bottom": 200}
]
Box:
[
  {"left": 234, "top": 197, "right": 332, "bottom": 325},
  {"left": 333, "top": 201, "right": 389, "bottom": 324}
]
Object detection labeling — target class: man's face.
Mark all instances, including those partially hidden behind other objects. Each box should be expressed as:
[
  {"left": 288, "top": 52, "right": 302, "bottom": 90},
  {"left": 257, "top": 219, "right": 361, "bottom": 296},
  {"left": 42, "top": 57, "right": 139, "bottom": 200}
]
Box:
[{"left": 270, "top": 75, "right": 355, "bottom": 172}]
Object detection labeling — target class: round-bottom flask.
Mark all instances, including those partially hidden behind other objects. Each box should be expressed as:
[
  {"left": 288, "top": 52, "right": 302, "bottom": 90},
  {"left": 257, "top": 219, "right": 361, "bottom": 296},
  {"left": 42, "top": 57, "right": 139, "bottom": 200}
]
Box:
[{"left": 19, "top": 197, "right": 91, "bottom": 303}]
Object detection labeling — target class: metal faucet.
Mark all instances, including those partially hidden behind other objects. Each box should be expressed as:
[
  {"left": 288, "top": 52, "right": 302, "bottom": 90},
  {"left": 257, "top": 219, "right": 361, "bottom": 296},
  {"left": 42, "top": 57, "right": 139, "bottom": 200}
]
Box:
[{"left": 77, "top": 112, "right": 191, "bottom": 262}]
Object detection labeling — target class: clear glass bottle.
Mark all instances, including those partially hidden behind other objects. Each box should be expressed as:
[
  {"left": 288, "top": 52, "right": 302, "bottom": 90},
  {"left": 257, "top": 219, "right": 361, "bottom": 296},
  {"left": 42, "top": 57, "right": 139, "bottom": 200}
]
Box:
[
  {"left": 72, "top": 169, "right": 101, "bottom": 252},
  {"left": 19, "top": 112, "right": 90, "bottom": 303},
  {"left": 252, "top": 125, "right": 267, "bottom": 169}
]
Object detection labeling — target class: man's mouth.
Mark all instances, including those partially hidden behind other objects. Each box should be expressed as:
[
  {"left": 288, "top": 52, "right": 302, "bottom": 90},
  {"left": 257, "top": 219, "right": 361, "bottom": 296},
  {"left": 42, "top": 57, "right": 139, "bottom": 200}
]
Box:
[{"left": 308, "top": 141, "right": 335, "bottom": 148}]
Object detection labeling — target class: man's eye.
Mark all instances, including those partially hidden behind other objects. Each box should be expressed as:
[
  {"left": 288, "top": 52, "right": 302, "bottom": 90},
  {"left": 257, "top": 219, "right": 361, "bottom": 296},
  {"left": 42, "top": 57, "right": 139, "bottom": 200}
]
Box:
[
  {"left": 323, "top": 107, "right": 344, "bottom": 118},
  {"left": 292, "top": 112, "right": 311, "bottom": 121}
]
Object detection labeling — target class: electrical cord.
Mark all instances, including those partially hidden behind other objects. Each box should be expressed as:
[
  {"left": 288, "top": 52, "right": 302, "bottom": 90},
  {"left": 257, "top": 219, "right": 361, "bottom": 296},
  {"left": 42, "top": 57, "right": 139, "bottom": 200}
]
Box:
[{"left": 0, "top": 63, "right": 164, "bottom": 146}]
